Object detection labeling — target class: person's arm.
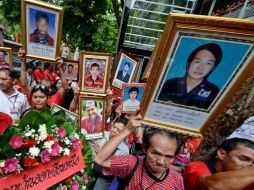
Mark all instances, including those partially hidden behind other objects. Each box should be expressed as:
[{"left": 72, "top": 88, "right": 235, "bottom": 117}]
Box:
[
  {"left": 56, "top": 57, "right": 68, "bottom": 96},
  {"left": 18, "top": 48, "right": 30, "bottom": 96},
  {"left": 94, "top": 115, "right": 142, "bottom": 167},
  {"left": 69, "top": 87, "right": 80, "bottom": 112},
  {"left": 196, "top": 166, "right": 254, "bottom": 190},
  {"left": 105, "top": 89, "right": 113, "bottom": 115}
]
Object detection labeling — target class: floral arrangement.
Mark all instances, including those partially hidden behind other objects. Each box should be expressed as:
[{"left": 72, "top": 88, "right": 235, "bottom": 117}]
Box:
[{"left": 0, "top": 108, "right": 93, "bottom": 189}]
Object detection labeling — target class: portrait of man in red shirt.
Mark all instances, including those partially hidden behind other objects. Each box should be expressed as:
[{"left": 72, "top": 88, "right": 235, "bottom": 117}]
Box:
[{"left": 84, "top": 63, "right": 104, "bottom": 90}]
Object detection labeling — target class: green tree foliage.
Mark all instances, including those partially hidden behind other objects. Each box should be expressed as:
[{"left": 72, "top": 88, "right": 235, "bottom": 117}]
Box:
[{"left": 0, "top": 0, "right": 119, "bottom": 53}]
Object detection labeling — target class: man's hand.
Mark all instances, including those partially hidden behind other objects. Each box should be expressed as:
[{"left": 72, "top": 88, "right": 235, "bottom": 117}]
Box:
[
  {"left": 106, "top": 89, "right": 113, "bottom": 97},
  {"left": 18, "top": 48, "right": 26, "bottom": 62},
  {"left": 56, "top": 57, "right": 64, "bottom": 71},
  {"left": 73, "top": 86, "right": 80, "bottom": 97},
  {"left": 125, "top": 114, "right": 142, "bottom": 133}
]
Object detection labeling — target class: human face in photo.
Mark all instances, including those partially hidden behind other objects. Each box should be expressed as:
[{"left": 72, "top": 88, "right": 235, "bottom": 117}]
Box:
[
  {"left": 145, "top": 134, "right": 177, "bottom": 177},
  {"left": 37, "top": 17, "right": 48, "bottom": 36},
  {"left": 0, "top": 52, "right": 6, "bottom": 62},
  {"left": 123, "top": 64, "right": 130, "bottom": 73},
  {"left": 86, "top": 105, "right": 98, "bottom": 119},
  {"left": 129, "top": 91, "right": 138, "bottom": 101},
  {"left": 188, "top": 50, "right": 216, "bottom": 80},
  {"left": 90, "top": 66, "right": 99, "bottom": 78}
]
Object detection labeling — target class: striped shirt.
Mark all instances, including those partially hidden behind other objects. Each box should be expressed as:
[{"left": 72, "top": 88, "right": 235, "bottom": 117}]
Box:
[{"left": 102, "top": 155, "right": 184, "bottom": 190}]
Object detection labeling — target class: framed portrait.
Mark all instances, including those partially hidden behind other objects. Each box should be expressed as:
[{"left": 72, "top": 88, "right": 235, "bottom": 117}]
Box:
[
  {"left": 0, "top": 47, "right": 13, "bottom": 69},
  {"left": 51, "top": 104, "right": 78, "bottom": 122},
  {"left": 112, "top": 50, "right": 139, "bottom": 89},
  {"left": 141, "top": 36, "right": 162, "bottom": 81},
  {"left": 79, "top": 52, "right": 112, "bottom": 96},
  {"left": 140, "top": 13, "right": 254, "bottom": 137},
  {"left": 21, "top": 0, "right": 63, "bottom": 62},
  {"left": 121, "top": 83, "right": 146, "bottom": 113},
  {"left": 79, "top": 96, "right": 106, "bottom": 140},
  {"left": 64, "top": 60, "right": 79, "bottom": 82}
]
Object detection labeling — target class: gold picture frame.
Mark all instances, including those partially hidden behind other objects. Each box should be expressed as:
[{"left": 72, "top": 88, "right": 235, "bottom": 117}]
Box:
[
  {"left": 79, "top": 52, "right": 112, "bottom": 96},
  {"left": 0, "top": 47, "right": 13, "bottom": 69},
  {"left": 79, "top": 95, "right": 106, "bottom": 140},
  {"left": 21, "top": 0, "right": 64, "bottom": 62},
  {"left": 112, "top": 50, "right": 139, "bottom": 89},
  {"left": 51, "top": 103, "right": 78, "bottom": 122},
  {"left": 140, "top": 13, "right": 254, "bottom": 137},
  {"left": 141, "top": 35, "right": 162, "bottom": 81}
]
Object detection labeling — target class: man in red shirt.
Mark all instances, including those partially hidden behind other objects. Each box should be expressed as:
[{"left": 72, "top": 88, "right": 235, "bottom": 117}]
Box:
[
  {"left": 84, "top": 63, "right": 103, "bottom": 90},
  {"left": 184, "top": 117, "right": 254, "bottom": 190},
  {"left": 81, "top": 100, "right": 102, "bottom": 134},
  {"left": 95, "top": 117, "right": 184, "bottom": 190},
  {"left": 33, "top": 62, "right": 45, "bottom": 83}
]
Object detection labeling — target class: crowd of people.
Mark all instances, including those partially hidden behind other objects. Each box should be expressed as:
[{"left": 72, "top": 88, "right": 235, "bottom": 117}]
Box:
[{"left": 1, "top": 47, "right": 254, "bottom": 190}]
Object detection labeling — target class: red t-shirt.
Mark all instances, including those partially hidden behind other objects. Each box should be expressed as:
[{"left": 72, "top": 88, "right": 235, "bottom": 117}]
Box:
[
  {"left": 47, "top": 90, "right": 64, "bottom": 107},
  {"left": 183, "top": 162, "right": 254, "bottom": 190},
  {"left": 102, "top": 155, "right": 184, "bottom": 190},
  {"left": 33, "top": 69, "right": 45, "bottom": 81},
  {"left": 44, "top": 69, "right": 52, "bottom": 81}
]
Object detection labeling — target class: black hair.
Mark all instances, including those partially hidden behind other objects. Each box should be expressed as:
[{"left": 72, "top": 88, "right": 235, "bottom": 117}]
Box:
[
  {"left": 124, "top": 62, "right": 130, "bottom": 68},
  {"left": 128, "top": 87, "right": 139, "bottom": 95},
  {"left": 91, "top": 63, "right": 100, "bottom": 69},
  {"left": 31, "top": 84, "right": 50, "bottom": 97},
  {"left": 36, "top": 11, "right": 49, "bottom": 23},
  {"left": 206, "top": 138, "right": 254, "bottom": 173},
  {"left": 0, "top": 67, "right": 16, "bottom": 79},
  {"left": 68, "top": 64, "right": 74, "bottom": 68},
  {"left": 26, "top": 62, "right": 35, "bottom": 70},
  {"left": 143, "top": 127, "right": 182, "bottom": 155},
  {"left": 186, "top": 43, "right": 222, "bottom": 77},
  {"left": 113, "top": 116, "right": 129, "bottom": 126},
  {"left": 36, "top": 61, "right": 42, "bottom": 67}
]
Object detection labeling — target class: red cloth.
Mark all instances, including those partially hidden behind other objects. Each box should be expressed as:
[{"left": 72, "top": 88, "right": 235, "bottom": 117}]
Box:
[
  {"left": 84, "top": 75, "right": 103, "bottom": 89},
  {"left": 81, "top": 115, "right": 102, "bottom": 134},
  {"left": 102, "top": 155, "right": 184, "bottom": 190},
  {"left": 0, "top": 112, "right": 13, "bottom": 135},
  {"left": 183, "top": 162, "right": 253, "bottom": 190},
  {"left": 44, "top": 69, "right": 52, "bottom": 81},
  {"left": 52, "top": 72, "right": 59, "bottom": 82},
  {"left": 47, "top": 90, "right": 64, "bottom": 107},
  {"left": 33, "top": 69, "right": 45, "bottom": 81},
  {"left": 183, "top": 162, "right": 211, "bottom": 190}
]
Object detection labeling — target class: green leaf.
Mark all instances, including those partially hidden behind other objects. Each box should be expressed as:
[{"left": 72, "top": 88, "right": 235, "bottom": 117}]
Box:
[
  {"left": 19, "top": 110, "right": 43, "bottom": 129},
  {"left": 40, "top": 107, "right": 52, "bottom": 123}
]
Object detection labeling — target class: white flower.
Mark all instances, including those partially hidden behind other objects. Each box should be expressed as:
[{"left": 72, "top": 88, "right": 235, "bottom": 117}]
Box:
[
  {"left": 59, "top": 146, "right": 63, "bottom": 153},
  {"left": 38, "top": 124, "right": 47, "bottom": 141},
  {"left": 64, "top": 138, "right": 70, "bottom": 145},
  {"left": 29, "top": 146, "right": 40, "bottom": 157},
  {"left": 44, "top": 141, "right": 54, "bottom": 149},
  {"left": 74, "top": 133, "right": 79, "bottom": 139},
  {"left": 63, "top": 148, "right": 70, "bottom": 155},
  {"left": 25, "top": 131, "right": 32, "bottom": 137},
  {"left": 0, "top": 160, "right": 5, "bottom": 168}
]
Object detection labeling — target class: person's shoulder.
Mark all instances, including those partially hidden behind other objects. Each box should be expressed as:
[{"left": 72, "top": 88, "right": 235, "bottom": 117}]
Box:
[
  {"left": 84, "top": 75, "right": 91, "bottom": 80},
  {"left": 203, "top": 80, "right": 219, "bottom": 91}
]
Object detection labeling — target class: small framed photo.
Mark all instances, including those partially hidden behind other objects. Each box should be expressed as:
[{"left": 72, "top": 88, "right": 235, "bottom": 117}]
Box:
[
  {"left": 121, "top": 83, "right": 146, "bottom": 113},
  {"left": 0, "top": 47, "right": 13, "bottom": 69},
  {"left": 79, "top": 52, "right": 112, "bottom": 96},
  {"left": 21, "top": 0, "right": 64, "bottom": 62},
  {"left": 79, "top": 96, "right": 106, "bottom": 140},
  {"left": 64, "top": 60, "right": 79, "bottom": 81},
  {"left": 112, "top": 51, "right": 139, "bottom": 89},
  {"left": 51, "top": 104, "right": 78, "bottom": 122},
  {"left": 140, "top": 13, "right": 254, "bottom": 137}
]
